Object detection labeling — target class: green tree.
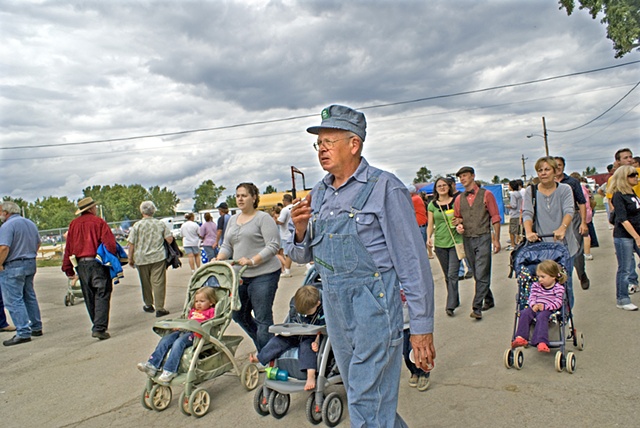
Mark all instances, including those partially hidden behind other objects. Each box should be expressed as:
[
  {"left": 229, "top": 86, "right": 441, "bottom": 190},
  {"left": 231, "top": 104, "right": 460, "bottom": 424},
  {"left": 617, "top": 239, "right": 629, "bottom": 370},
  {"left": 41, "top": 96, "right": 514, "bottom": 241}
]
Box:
[
  {"left": 559, "top": 0, "right": 640, "bottom": 57},
  {"left": 193, "top": 180, "right": 226, "bottom": 211},
  {"left": 501, "top": 177, "right": 510, "bottom": 184},
  {"left": 583, "top": 166, "right": 598, "bottom": 176},
  {"left": 264, "top": 185, "right": 277, "bottom": 194},
  {"left": 491, "top": 175, "right": 501, "bottom": 184},
  {"left": 413, "top": 166, "right": 432, "bottom": 183},
  {"left": 82, "top": 184, "right": 154, "bottom": 221},
  {"left": 28, "top": 196, "right": 76, "bottom": 230},
  {"left": 148, "top": 185, "right": 180, "bottom": 217},
  {"left": 225, "top": 195, "right": 237, "bottom": 208}
]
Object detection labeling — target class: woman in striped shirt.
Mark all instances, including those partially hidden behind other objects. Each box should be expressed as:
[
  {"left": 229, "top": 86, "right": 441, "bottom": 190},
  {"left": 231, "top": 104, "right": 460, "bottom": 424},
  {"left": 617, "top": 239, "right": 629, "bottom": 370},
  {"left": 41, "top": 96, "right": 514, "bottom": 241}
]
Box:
[{"left": 511, "top": 260, "right": 567, "bottom": 353}]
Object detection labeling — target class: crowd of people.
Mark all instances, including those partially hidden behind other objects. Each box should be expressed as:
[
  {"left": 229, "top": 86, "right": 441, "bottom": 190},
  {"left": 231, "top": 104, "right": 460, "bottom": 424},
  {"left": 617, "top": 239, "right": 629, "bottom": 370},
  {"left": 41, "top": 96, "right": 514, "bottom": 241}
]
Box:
[{"left": 0, "top": 104, "right": 636, "bottom": 427}]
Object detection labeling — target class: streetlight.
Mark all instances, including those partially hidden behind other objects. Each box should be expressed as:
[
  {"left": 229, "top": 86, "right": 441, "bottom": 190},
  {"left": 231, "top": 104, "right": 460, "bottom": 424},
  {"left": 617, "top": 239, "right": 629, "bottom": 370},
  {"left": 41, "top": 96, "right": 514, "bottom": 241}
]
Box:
[{"left": 526, "top": 116, "right": 549, "bottom": 156}]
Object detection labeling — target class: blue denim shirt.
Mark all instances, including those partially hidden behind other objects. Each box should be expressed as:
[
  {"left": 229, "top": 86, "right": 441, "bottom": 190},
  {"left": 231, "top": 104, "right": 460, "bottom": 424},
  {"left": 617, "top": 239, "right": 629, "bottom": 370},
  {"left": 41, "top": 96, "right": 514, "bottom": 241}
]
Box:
[{"left": 287, "top": 158, "right": 434, "bottom": 334}]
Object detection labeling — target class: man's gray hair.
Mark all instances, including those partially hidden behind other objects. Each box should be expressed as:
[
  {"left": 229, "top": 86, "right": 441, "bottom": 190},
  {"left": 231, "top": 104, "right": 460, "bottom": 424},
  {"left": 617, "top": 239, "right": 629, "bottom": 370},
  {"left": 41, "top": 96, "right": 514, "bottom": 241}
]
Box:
[
  {"left": 1, "top": 201, "right": 21, "bottom": 214},
  {"left": 140, "top": 201, "right": 157, "bottom": 216}
]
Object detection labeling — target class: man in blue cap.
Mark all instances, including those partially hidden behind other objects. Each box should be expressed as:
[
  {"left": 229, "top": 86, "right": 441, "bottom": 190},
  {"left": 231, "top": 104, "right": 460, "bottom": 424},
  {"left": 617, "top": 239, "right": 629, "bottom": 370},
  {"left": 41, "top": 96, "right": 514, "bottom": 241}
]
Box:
[{"left": 287, "top": 105, "right": 436, "bottom": 427}]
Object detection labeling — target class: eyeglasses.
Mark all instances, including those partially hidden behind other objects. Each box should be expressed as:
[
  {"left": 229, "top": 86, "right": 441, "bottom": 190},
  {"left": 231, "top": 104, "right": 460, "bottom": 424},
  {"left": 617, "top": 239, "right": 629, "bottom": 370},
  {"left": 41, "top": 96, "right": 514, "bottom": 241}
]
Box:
[
  {"left": 628, "top": 172, "right": 639, "bottom": 178},
  {"left": 313, "top": 136, "right": 352, "bottom": 151}
]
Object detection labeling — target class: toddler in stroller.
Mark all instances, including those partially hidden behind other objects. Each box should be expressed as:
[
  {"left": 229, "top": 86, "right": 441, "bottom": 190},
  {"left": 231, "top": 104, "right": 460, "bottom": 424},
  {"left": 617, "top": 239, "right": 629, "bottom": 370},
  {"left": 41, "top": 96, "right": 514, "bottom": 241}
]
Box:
[
  {"left": 505, "top": 241, "right": 585, "bottom": 373},
  {"left": 250, "top": 285, "right": 324, "bottom": 390},
  {"left": 511, "top": 260, "right": 565, "bottom": 353},
  {"left": 137, "top": 286, "right": 217, "bottom": 383}
]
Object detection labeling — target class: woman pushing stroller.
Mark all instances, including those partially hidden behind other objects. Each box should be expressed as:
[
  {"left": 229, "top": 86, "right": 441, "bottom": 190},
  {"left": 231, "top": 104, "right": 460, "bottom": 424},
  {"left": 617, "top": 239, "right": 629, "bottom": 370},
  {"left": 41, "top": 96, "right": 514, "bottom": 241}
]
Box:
[{"left": 512, "top": 260, "right": 566, "bottom": 353}]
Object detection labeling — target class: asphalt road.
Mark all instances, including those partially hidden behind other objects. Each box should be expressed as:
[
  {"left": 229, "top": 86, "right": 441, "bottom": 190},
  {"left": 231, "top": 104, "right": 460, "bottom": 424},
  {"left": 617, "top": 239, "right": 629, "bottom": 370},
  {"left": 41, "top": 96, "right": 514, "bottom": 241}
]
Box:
[{"left": 1, "top": 212, "right": 636, "bottom": 428}]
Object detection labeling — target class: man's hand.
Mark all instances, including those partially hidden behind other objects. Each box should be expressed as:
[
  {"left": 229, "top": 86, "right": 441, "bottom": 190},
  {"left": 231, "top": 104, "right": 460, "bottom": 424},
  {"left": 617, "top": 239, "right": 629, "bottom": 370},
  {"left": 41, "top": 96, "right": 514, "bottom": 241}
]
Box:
[
  {"left": 492, "top": 238, "right": 501, "bottom": 254},
  {"left": 410, "top": 333, "right": 436, "bottom": 372},
  {"left": 291, "top": 194, "right": 313, "bottom": 243},
  {"left": 579, "top": 222, "right": 588, "bottom": 236}
]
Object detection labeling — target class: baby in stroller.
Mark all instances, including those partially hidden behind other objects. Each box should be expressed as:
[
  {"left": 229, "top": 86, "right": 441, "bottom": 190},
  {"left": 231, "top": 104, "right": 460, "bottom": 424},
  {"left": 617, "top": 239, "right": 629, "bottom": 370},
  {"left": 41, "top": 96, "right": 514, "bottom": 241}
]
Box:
[
  {"left": 250, "top": 285, "right": 324, "bottom": 390},
  {"left": 137, "top": 286, "right": 218, "bottom": 383},
  {"left": 511, "top": 260, "right": 566, "bottom": 353}
]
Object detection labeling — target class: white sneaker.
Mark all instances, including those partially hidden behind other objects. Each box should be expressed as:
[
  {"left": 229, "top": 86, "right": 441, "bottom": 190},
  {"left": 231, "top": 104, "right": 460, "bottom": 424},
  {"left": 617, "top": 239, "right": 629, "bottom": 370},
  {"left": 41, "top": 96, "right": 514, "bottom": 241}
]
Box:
[
  {"left": 281, "top": 269, "right": 292, "bottom": 278},
  {"left": 137, "top": 362, "right": 157, "bottom": 377},
  {"left": 158, "top": 370, "right": 177, "bottom": 383},
  {"left": 629, "top": 285, "right": 639, "bottom": 294},
  {"left": 616, "top": 303, "right": 639, "bottom": 311},
  {"left": 585, "top": 254, "right": 593, "bottom": 261}
]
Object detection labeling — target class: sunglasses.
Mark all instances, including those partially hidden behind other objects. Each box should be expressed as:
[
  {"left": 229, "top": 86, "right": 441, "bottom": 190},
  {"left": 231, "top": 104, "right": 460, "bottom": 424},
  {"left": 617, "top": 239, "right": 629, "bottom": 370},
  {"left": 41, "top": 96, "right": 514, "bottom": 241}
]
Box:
[{"left": 628, "top": 173, "right": 639, "bottom": 178}]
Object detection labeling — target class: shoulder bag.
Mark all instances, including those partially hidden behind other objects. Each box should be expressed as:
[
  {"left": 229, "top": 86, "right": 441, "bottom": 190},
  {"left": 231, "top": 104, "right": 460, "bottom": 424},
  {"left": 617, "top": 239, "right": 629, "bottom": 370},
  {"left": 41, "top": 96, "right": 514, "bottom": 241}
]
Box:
[{"left": 438, "top": 202, "right": 465, "bottom": 260}]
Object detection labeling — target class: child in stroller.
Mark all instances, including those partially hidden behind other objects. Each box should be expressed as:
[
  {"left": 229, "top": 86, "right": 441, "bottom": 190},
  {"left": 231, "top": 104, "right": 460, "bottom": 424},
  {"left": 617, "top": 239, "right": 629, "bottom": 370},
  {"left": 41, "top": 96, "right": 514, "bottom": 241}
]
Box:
[
  {"left": 250, "top": 285, "right": 324, "bottom": 390},
  {"left": 511, "top": 260, "right": 566, "bottom": 353},
  {"left": 137, "top": 286, "right": 218, "bottom": 383}
]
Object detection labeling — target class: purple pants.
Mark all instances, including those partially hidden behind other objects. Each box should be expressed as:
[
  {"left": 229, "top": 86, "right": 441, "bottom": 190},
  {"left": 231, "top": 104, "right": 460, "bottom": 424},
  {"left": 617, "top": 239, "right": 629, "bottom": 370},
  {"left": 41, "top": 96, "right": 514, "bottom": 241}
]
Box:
[{"left": 515, "top": 308, "right": 552, "bottom": 346}]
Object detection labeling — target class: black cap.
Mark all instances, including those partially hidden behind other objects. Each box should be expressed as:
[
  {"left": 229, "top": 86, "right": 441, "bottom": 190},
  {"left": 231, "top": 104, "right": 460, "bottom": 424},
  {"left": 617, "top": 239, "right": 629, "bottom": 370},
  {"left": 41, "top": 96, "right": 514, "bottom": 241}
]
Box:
[
  {"left": 216, "top": 202, "right": 228, "bottom": 209},
  {"left": 456, "top": 166, "right": 475, "bottom": 176}
]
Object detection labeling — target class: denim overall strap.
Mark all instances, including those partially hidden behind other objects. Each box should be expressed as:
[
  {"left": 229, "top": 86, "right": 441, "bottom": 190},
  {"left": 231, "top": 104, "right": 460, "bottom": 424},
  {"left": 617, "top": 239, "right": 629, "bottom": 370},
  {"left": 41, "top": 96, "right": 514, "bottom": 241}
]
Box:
[{"left": 350, "top": 168, "right": 382, "bottom": 212}]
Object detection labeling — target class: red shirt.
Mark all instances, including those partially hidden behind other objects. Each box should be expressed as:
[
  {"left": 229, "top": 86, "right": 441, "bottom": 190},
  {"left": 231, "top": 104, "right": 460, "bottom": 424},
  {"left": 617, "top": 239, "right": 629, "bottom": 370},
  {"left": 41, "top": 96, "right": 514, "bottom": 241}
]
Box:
[
  {"left": 62, "top": 212, "right": 117, "bottom": 277},
  {"left": 411, "top": 194, "right": 428, "bottom": 226}
]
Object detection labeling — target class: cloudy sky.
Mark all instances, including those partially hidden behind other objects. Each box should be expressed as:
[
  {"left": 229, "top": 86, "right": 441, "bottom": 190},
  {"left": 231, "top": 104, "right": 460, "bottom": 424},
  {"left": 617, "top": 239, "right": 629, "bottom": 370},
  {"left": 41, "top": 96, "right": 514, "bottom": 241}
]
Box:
[{"left": 1, "top": 0, "right": 638, "bottom": 211}]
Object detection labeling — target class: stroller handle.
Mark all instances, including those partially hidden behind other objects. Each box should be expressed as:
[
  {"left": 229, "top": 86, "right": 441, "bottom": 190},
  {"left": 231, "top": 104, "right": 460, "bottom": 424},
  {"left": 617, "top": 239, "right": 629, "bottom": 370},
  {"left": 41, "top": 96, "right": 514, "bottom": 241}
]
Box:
[{"left": 229, "top": 261, "right": 249, "bottom": 276}]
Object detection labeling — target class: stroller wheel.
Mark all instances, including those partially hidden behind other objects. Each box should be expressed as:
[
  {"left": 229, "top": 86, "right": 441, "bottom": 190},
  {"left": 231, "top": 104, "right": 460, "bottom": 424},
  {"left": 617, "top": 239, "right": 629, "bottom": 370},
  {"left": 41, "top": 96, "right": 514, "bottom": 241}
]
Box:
[
  {"left": 149, "top": 384, "right": 172, "bottom": 411},
  {"left": 188, "top": 388, "right": 211, "bottom": 418},
  {"left": 322, "top": 392, "right": 343, "bottom": 427},
  {"left": 574, "top": 330, "right": 585, "bottom": 351},
  {"left": 555, "top": 351, "right": 565, "bottom": 372},
  {"left": 268, "top": 392, "right": 290, "bottom": 419},
  {"left": 305, "top": 393, "right": 323, "bottom": 425},
  {"left": 141, "top": 387, "right": 152, "bottom": 410},
  {"left": 179, "top": 391, "right": 191, "bottom": 416},
  {"left": 503, "top": 348, "right": 514, "bottom": 369},
  {"left": 241, "top": 363, "right": 260, "bottom": 390},
  {"left": 253, "top": 387, "right": 271, "bottom": 416},
  {"left": 566, "top": 352, "right": 576, "bottom": 374},
  {"left": 513, "top": 348, "right": 524, "bottom": 370}
]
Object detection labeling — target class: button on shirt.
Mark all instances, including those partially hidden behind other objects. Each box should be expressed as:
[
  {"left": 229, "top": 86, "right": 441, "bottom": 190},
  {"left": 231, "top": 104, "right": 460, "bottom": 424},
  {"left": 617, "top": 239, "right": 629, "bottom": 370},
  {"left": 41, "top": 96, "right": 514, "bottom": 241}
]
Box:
[{"left": 287, "top": 158, "right": 435, "bottom": 334}]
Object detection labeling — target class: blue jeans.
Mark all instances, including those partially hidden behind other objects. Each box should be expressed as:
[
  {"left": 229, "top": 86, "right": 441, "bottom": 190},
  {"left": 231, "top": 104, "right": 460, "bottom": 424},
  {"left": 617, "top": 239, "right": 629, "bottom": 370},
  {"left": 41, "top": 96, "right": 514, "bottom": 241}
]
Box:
[
  {"left": 148, "top": 330, "right": 194, "bottom": 373},
  {"left": 0, "top": 259, "right": 42, "bottom": 338},
  {"left": 614, "top": 237, "right": 635, "bottom": 305},
  {"left": 232, "top": 269, "right": 280, "bottom": 351}
]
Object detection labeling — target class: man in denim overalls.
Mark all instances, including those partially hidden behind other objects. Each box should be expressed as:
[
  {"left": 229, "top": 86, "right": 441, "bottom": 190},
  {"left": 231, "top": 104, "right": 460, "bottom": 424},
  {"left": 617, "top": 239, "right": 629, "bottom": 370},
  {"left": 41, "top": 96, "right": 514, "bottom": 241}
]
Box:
[{"left": 287, "top": 105, "right": 436, "bottom": 427}]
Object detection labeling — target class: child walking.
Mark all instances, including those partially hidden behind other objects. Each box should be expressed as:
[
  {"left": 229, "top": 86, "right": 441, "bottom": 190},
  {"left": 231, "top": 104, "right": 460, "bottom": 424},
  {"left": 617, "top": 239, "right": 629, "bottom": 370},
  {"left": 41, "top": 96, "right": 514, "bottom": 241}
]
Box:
[
  {"left": 137, "top": 286, "right": 218, "bottom": 383},
  {"left": 512, "top": 260, "right": 566, "bottom": 352},
  {"left": 250, "top": 285, "right": 324, "bottom": 390}
]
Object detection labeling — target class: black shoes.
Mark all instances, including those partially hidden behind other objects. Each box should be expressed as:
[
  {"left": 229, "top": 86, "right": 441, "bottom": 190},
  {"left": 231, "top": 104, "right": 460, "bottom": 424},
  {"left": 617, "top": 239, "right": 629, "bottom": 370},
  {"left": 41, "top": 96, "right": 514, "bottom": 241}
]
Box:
[
  {"left": 464, "top": 272, "right": 473, "bottom": 279},
  {"left": 581, "top": 277, "right": 590, "bottom": 290},
  {"left": 31, "top": 330, "right": 43, "bottom": 337},
  {"left": 156, "top": 309, "right": 170, "bottom": 318},
  {"left": 92, "top": 331, "right": 111, "bottom": 340},
  {"left": 446, "top": 309, "right": 455, "bottom": 317},
  {"left": 143, "top": 305, "right": 155, "bottom": 313},
  {"left": 470, "top": 310, "right": 482, "bottom": 320},
  {"left": 482, "top": 302, "right": 495, "bottom": 311},
  {"left": 3, "top": 335, "right": 31, "bottom": 346}
]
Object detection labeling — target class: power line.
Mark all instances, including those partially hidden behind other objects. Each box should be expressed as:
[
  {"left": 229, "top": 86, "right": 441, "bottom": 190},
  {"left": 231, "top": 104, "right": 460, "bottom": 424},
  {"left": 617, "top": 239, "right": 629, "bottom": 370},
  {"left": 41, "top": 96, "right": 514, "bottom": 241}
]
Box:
[
  {"left": 2, "top": 60, "right": 638, "bottom": 151},
  {"left": 548, "top": 80, "right": 640, "bottom": 133}
]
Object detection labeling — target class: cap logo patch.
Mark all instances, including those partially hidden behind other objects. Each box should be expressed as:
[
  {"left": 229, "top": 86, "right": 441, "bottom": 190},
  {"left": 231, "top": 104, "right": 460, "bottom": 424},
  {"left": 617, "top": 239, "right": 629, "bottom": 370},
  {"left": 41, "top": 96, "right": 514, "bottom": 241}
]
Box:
[{"left": 321, "top": 108, "right": 331, "bottom": 120}]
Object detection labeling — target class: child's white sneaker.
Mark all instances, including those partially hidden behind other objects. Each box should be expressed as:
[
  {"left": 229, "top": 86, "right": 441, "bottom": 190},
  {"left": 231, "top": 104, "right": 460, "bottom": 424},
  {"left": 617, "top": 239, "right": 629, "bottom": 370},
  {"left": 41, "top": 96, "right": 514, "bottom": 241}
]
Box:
[
  {"left": 281, "top": 269, "right": 292, "bottom": 278},
  {"left": 137, "top": 362, "right": 157, "bottom": 377},
  {"left": 158, "top": 370, "right": 177, "bottom": 384}
]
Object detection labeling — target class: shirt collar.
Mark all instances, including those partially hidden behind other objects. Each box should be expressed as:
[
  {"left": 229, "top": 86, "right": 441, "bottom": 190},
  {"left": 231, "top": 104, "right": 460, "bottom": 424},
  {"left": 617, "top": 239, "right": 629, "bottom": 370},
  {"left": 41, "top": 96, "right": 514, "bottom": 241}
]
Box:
[{"left": 322, "top": 157, "right": 369, "bottom": 189}]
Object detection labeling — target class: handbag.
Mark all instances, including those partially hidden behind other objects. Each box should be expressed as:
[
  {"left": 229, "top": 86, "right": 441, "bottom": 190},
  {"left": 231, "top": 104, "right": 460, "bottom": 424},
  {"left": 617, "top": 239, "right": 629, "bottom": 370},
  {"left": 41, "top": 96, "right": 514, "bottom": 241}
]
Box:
[{"left": 438, "top": 202, "right": 465, "bottom": 260}]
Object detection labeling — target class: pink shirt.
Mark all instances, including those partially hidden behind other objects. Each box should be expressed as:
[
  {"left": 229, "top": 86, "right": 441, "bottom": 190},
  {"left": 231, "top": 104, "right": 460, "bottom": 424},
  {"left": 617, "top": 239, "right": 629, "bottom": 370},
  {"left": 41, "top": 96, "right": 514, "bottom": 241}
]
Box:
[{"left": 188, "top": 307, "right": 215, "bottom": 322}]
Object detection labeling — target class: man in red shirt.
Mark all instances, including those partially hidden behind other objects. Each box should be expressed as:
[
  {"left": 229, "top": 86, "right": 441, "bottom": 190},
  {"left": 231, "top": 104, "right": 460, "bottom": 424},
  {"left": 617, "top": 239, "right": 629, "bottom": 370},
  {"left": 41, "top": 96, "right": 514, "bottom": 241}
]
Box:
[
  {"left": 408, "top": 185, "right": 429, "bottom": 247},
  {"left": 62, "top": 197, "right": 117, "bottom": 340},
  {"left": 453, "top": 167, "right": 502, "bottom": 320}
]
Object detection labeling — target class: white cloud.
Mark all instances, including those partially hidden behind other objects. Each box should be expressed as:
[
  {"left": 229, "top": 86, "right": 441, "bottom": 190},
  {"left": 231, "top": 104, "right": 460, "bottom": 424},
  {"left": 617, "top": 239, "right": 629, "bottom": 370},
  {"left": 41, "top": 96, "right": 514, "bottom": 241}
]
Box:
[{"left": 1, "top": 0, "right": 638, "bottom": 211}]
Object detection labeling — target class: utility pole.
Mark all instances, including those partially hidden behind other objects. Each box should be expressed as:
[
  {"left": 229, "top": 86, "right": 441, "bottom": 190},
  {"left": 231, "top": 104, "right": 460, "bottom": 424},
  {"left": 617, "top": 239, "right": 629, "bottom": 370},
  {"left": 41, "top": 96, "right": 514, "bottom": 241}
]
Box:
[
  {"left": 521, "top": 154, "right": 528, "bottom": 183},
  {"left": 542, "top": 116, "right": 549, "bottom": 157}
]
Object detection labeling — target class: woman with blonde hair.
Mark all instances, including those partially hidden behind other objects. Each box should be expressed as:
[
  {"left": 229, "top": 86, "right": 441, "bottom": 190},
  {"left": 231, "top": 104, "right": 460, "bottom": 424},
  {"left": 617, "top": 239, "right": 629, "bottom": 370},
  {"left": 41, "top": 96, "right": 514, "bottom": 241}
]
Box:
[
  {"left": 609, "top": 165, "right": 640, "bottom": 311},
  {"left": 522, "top": 157, "right": 576, "bottom": 307}
]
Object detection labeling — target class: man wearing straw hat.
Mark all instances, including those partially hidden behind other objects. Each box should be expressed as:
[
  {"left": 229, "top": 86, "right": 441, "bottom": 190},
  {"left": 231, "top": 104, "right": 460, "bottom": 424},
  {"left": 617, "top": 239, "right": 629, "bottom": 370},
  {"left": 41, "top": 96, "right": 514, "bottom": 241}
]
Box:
[{"left": 62, "top": 197, "right": 117, "bottom": 340}]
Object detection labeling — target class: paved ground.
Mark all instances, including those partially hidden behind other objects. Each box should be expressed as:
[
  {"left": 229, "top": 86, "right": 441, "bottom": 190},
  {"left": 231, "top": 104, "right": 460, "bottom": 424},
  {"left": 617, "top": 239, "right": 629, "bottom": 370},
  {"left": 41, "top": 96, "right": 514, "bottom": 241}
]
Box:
[{"left": 1, "top": 212, "right": 637, "bottom": 428}]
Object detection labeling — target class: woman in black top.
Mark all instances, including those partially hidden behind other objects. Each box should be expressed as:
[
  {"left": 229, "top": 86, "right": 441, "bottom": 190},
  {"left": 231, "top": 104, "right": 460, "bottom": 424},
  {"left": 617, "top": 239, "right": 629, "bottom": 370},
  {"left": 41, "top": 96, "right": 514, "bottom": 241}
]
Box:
[{"left": 610, "top": 165, "right": 640, "bottom": 311}]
